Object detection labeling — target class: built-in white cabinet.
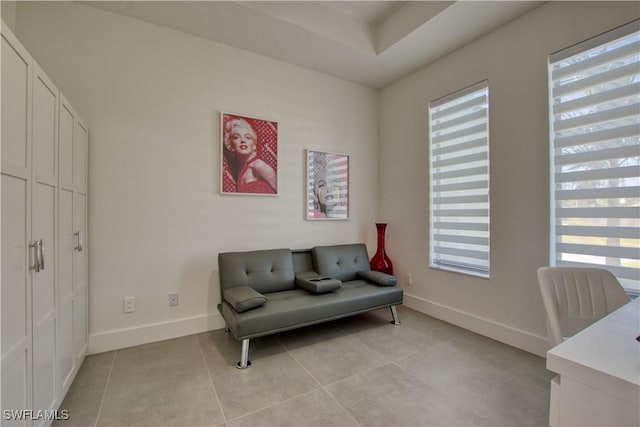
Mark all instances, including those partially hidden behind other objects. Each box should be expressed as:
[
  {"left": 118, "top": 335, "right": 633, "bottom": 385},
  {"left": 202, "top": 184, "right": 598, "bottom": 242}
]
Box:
[
  {"left": 1, "top": 23, "right": 88, "bottom": 426},
  {"left": 1, "top": 23, "right": 34, "bottom": 425}
]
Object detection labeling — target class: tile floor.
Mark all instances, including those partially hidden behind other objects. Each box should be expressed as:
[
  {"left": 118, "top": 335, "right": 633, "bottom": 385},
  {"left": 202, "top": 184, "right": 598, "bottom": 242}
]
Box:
[{"left": 55, "top": 307, "right": 553, "bottom": 427}]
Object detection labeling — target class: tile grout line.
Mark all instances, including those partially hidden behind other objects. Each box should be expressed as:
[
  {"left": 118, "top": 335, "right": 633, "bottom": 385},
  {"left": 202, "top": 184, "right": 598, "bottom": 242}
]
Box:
[
  {"left": 301, "top": 323, "right": 440, "bottom": 390},
  {"left": 323, "top": 358, "right": 391, "bottom": 389},
  {"left": 196, "top": 334, "right": 228, "bottom": 424},
  {"left": 272, "top": 315, "right": 416, "bottom": 388},
  {"left": 93, "top": 350, "right": 117, "bottom": 427},
  {"left": 221, "top": 334, "right": 325, "bottom": 424},
  {"left": 224, "top": 387, "right": 323, "bottom": 424},
  {"left": 388, "top": 338, "right": 452, "bottom": 367},
  {"left": 277, "top": 333, "right": 391, "bottom": 389},
  {"left": 339, "top": 315, "right": 428, "bottom": 368},
  {"left": 225, "top": 323, "right": 432, "bottom": 426},
  {"left": 344, "top": 329, "right": 394, "bottom": 361},
  {"left": 275, "top": 336, "right": 363, "bottom": 427}
]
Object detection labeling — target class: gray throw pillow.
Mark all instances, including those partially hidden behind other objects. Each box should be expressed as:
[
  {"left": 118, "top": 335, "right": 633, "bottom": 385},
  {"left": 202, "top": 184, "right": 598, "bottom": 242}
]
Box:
[
  {"left": 224, "top": 286, "right": 267, "bottom": 313},
  {"left": 357, "top": 270, "right": 398, "bottom": 286}
]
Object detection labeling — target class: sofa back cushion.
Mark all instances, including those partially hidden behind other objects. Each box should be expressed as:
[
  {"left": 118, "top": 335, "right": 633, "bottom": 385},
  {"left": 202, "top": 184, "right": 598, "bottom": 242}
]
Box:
[
  {"left": 219, "top": 248, "right": 295, "bottom": 295},
  {"left": 312, "top": 244, "right": 371, "bottom": 281}
]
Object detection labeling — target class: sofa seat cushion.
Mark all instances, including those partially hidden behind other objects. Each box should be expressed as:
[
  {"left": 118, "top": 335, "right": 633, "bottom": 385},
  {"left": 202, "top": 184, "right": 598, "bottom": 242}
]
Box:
[
  {"left": 224, "top": 286, "right": 267, "bottom": 313},
  {"left": 222, "top": 280, "right": 403, "bottom": 339}
]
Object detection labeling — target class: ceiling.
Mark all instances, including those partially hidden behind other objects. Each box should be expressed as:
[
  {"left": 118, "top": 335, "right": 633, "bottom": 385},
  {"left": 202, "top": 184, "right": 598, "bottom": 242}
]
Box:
[{"left": 85, "top": 1, "right": 543, "bottom": 88}]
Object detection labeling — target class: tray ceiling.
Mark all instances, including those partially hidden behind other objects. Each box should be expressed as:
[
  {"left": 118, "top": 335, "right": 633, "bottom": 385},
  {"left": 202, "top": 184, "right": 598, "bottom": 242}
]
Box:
[{"left": 85, "top": 1, "right": 543, "bottom": 88}]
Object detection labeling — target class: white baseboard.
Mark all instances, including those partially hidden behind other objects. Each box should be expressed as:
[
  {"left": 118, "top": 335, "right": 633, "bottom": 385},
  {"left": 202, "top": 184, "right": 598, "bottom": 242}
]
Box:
[
  {"left": 88, "top": 298, "right": 549, "bottom": 357},
  {"left": 403, "top": 292, "right": 550, "bottom": 357},
  {"left": 88, "top": 312, "right": 226, "bottom": 354}
]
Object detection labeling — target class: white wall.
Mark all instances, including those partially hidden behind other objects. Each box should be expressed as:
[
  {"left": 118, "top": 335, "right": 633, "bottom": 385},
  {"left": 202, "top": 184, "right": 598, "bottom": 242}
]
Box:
[
  {"left": 15, "top": 1, "right": 638, "bottom": 358},
  {"left": 379, "top": 2, "right": 639, "bottom": 356},
  {"left": 15, "top": 2, "right": 380, "bottom": 353},
  {"left": 1, "top": 1, "right": 17, "bottom": 32}
]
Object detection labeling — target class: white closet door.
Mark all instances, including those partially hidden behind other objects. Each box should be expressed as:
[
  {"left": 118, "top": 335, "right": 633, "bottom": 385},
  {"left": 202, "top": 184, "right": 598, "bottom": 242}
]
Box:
[
  {"left": 2, "top": 25, "right": 89, "bottom": 423},
  {"left": 31, "top": 66, "right": 59, "bottom": 419},
  {"left": 74, "top": 121, "right": 88, "bottom": 192},
  {"left": 1, "top": 28, "right": 33, "bottom": 426},
  {"left": 73, "top": 192, "right": 88, "bottom": 361},
  {"left": 58, "top": 100, "right": 74, "bottom": 188},
  {"left": 57, "top": 97, "right": 76, "bottom": 394},
  {"left": 73, "top": 120, "right": 89, "bottom": 361},
  {"left": 57, "top": 188, "right": 74, "bottom": 391}
]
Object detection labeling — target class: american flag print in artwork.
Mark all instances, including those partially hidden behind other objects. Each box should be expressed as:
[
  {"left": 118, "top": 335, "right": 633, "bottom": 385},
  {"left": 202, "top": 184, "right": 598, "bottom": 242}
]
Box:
[
  {"left": 306, "top": 150, "right": 349, "bottom": 220},
  {"left": 220, "top": 112, "right": 278, "bottom": 195}
]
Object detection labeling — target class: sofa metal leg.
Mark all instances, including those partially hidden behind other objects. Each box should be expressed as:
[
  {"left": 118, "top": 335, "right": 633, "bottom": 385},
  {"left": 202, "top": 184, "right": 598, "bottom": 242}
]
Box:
[
  {"left": 237, "top": 339, "right": 251, "bottom": 369},
  {"left": 224, "top": 324, "right": 230, "bottom": 333},
  {"left": 390, "top": 305, "right": 401, "bottom": 325}
]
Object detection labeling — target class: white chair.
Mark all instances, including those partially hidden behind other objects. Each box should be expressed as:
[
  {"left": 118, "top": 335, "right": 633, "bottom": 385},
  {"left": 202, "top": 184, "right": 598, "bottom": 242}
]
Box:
[{"left": 537, "top": 266, "right": 630, "bottom": 347}]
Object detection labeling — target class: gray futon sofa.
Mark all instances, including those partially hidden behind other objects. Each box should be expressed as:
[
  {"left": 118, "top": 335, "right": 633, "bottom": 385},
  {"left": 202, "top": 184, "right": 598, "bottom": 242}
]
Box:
[{"left": 218, "top": 243, "right": 403, "bottom": 368}]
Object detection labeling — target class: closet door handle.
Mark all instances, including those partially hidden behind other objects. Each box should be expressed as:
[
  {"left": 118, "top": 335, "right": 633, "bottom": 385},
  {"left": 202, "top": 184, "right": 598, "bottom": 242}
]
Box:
[
  {"left": 74, "top": 230, "right": 83, "bottom": 252},
  {"left": 29, "top": 241, "right": 41, "bottom": 272},
  {"left": 38, "top": 240, "right": 45, "bottom": 271}
]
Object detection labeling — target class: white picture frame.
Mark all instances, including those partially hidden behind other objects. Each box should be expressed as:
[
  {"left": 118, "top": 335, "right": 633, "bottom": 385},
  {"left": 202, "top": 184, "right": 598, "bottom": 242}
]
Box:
[{"left": 306, "top": 150, "right": 349, "bottom": 220}]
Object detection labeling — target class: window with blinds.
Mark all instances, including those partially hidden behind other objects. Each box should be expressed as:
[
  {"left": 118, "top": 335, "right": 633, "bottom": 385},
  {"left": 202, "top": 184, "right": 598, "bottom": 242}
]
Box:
[
  {"left": 429, "top": 81, "right": 490, "bottom": 278},
  {"left": 549, "top": 20, "right": 640, "bottom": 292}
]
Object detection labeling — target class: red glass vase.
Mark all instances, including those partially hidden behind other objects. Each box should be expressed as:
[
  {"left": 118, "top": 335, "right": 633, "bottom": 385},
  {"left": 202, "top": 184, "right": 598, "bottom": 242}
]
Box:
[{"left": 370, "top": 223, "right": 393, "bottom": 275}]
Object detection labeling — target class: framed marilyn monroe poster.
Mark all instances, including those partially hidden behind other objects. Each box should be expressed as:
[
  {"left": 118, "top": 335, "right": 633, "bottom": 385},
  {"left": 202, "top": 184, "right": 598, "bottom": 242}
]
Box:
[
  {"left": 306, "top": 150, "right": 349, "bottom": 220},
  {"left": 220, "top": 112, "right": 278, "bottom": 195}
]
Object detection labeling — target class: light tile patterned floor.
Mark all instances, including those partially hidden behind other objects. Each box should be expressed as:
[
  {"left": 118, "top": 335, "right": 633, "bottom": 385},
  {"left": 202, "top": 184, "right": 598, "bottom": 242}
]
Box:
[{"left": 55, "top": 307, "right": 553, "bottom": 426}]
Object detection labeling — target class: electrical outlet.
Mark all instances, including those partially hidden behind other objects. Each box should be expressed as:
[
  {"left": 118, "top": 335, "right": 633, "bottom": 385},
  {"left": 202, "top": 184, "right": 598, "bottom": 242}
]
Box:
[
  {"left": 124, "top": 296, "right": 136, "bottom": 313},
  {"left": 169, "top": 292, "right": 179, "bottom": 307},
  {"left": 405, "top": 273, "right": 413, "bottom": 286}
]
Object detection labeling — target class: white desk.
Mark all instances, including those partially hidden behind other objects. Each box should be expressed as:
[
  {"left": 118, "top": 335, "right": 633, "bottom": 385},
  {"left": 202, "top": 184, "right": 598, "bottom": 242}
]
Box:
[{"left": 546, "top": 297, "right": 640, "bottom": 427}]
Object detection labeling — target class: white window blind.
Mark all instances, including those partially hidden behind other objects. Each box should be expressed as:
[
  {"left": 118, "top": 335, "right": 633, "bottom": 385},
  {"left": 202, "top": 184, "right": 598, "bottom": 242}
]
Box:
[
  {"left": 429, "top": 81, "right": 490, "bottom": 277},
  {"left": 549, "top": 20, "right": 640, "bottom": 292}
]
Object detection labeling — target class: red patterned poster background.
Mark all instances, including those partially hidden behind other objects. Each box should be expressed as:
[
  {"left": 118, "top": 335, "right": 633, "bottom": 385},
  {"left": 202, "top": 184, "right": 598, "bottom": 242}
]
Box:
[{"left": 221, "top": 113, "right": 278, "bottom": 195}]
